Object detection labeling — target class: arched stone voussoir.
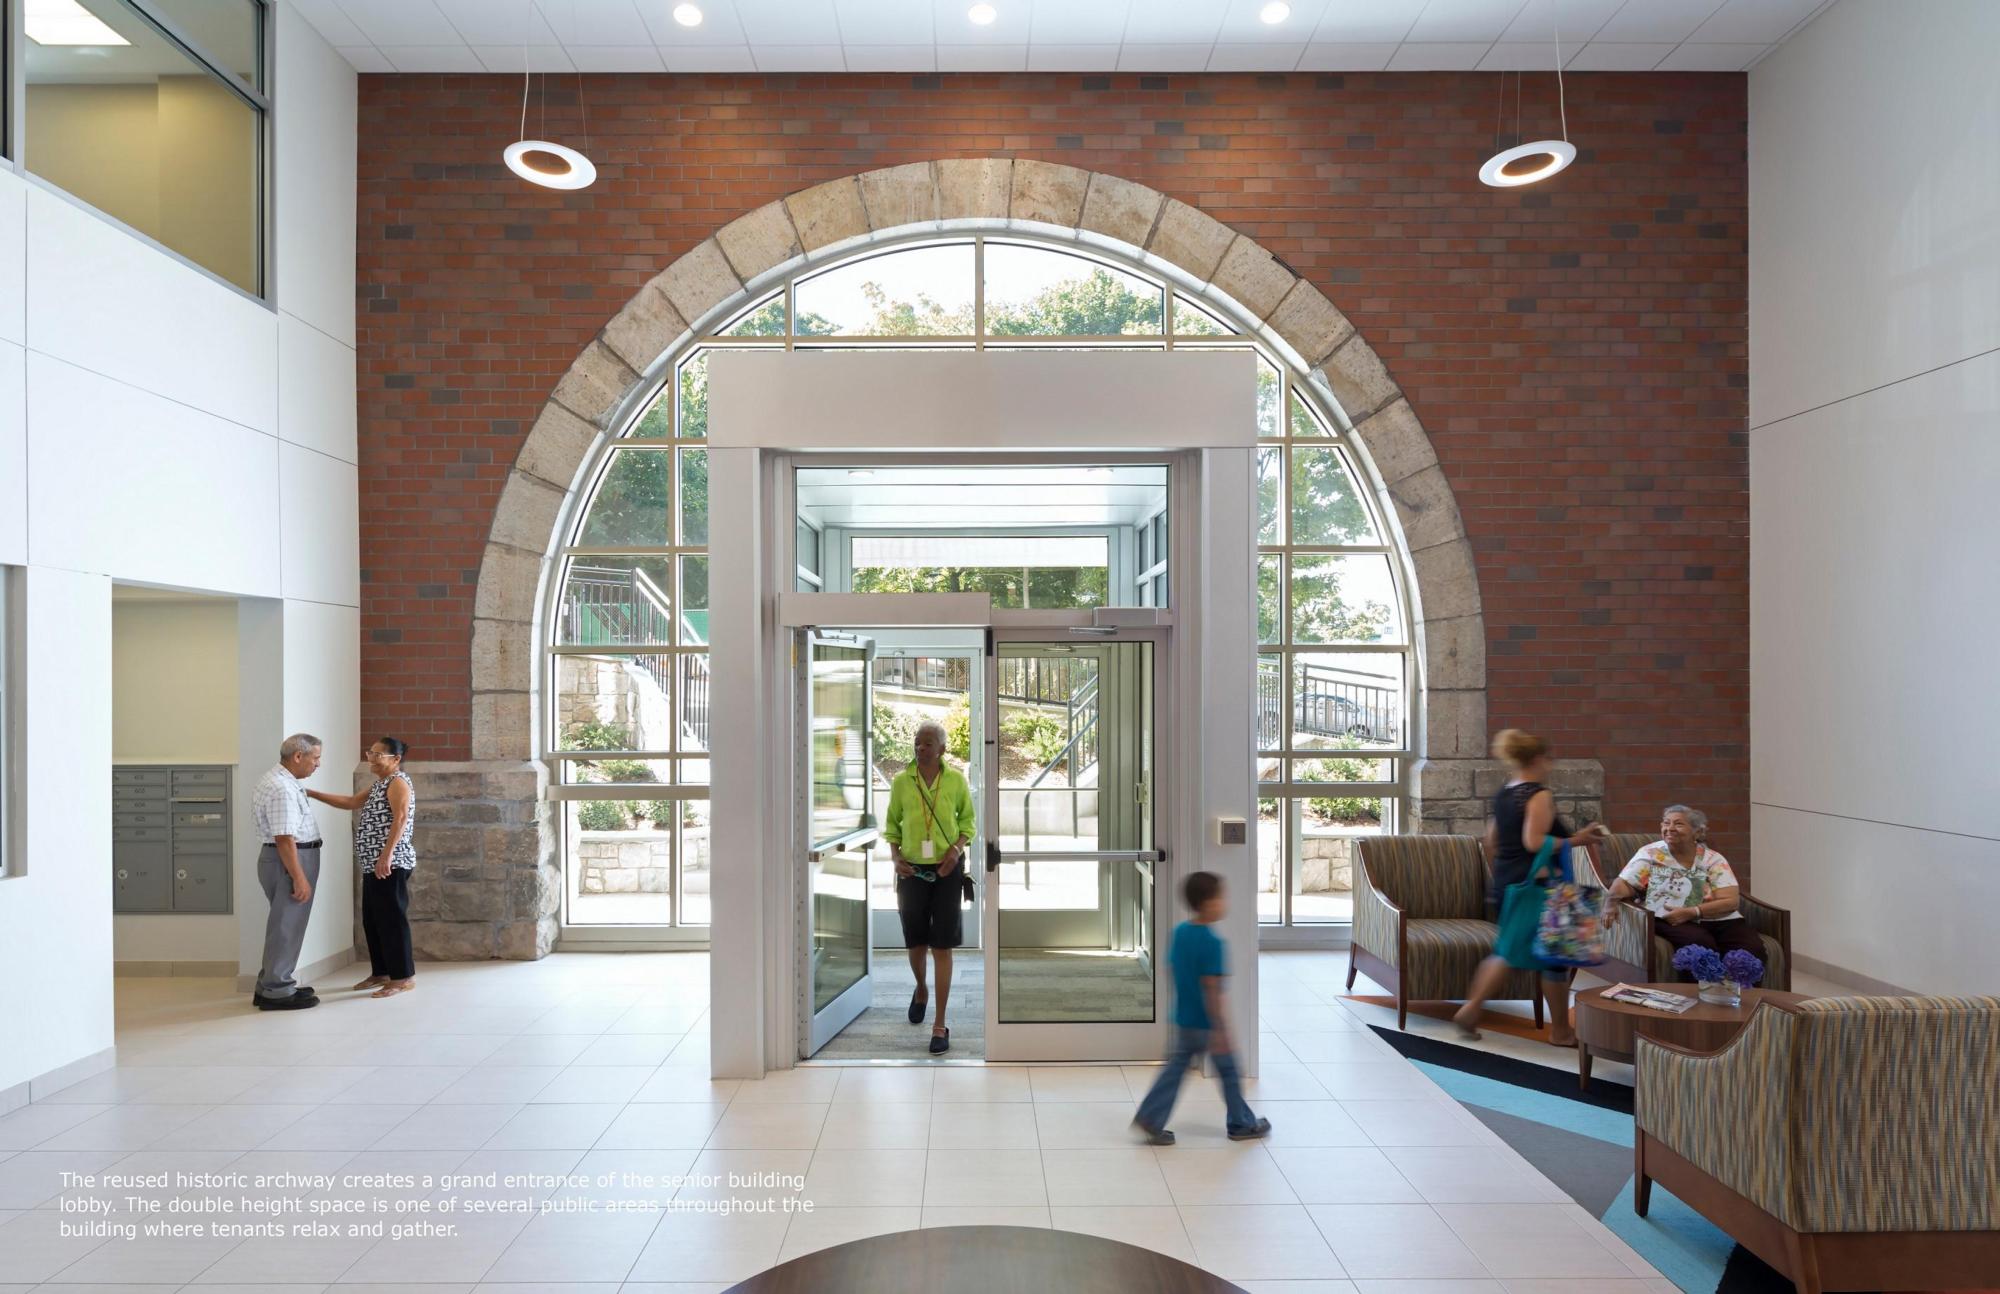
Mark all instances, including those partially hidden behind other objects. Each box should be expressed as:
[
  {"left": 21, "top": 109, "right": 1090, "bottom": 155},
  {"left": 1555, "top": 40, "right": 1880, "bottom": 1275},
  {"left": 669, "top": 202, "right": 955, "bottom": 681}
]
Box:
[{"left": 859, "top": 163, "right": 941, "bottom": 230}]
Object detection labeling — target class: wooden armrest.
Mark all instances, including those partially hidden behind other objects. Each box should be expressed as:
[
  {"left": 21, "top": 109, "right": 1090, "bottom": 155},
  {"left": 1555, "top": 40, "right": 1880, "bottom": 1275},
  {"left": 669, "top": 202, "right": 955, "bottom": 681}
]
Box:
[{"left": 1635, "top": 997, "right": 1803, "bottom": 1064}]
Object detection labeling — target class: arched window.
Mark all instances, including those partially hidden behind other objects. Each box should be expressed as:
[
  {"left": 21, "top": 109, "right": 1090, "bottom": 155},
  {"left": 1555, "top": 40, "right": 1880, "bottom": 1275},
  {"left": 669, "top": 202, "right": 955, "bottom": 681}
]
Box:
[{"left": 546, "top": 234, "right": 1411, "bottom": 935}]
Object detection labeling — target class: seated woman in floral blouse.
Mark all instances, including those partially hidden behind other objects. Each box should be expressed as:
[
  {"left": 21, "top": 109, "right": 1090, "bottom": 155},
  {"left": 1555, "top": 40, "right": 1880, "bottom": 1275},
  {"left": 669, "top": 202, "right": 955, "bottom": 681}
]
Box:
[{"left": 1607, "top": 805, "right": 1764, "bottom": 965}]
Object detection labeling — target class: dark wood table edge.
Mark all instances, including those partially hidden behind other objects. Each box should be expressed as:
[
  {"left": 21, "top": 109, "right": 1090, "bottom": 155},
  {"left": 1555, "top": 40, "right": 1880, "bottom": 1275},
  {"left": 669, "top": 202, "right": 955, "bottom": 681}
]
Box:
[
  {"left": 722, "top": 1223, "right": 1245, "bottom": 1293},
  {"left": 1574, "top": 984, "right": 1810, "bottom": 1092}
]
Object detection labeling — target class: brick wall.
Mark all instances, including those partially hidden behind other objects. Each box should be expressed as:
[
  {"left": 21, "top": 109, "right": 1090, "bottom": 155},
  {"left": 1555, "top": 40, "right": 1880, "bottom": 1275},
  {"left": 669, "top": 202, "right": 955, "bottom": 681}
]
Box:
[{"left": 357, "top": 71, "right": 1748, "bottom": 856}]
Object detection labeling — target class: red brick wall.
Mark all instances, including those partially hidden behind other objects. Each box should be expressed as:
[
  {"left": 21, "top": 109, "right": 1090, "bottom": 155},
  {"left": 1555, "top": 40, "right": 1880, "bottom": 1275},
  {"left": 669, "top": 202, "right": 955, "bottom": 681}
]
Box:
[{"left": 357, "top": 71, "right": 1748, "bottom": 853}]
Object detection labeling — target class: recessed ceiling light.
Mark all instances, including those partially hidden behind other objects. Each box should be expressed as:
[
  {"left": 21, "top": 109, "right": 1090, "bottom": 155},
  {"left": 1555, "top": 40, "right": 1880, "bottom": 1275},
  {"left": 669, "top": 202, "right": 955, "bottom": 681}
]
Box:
[
  {"left": 1259, "top": 2, "right": 1291, "bottom": 24},
  {"left": 968, "top": 4, "right": 998, "bottom": 26},
  {"left": 672, "top": 3, "right": 703, "bottom": 28},
  {"left": 25, "top": 0, "right": 131, "bottom": 46}
]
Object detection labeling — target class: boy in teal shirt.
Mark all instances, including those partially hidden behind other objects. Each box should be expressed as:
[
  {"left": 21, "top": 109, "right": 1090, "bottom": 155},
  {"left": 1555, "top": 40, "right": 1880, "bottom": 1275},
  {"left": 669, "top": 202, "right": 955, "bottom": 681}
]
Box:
[{"left": 1132, "top": 871, "right": 1270, "bottom": 1144}]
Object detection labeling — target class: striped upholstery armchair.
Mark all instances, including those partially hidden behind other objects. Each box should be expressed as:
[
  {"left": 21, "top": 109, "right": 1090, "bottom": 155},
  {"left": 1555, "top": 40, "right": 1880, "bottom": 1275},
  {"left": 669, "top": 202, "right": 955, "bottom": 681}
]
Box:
[
  {"left": 1636, "top": 995, "right": 2000, "bottom": 1294},
  {"left": 1592, "top": 833, "right": 1793, "bottom": 991},
  {"left": 1348, "top": 835, "right": 1544, "bottom": 1031}
]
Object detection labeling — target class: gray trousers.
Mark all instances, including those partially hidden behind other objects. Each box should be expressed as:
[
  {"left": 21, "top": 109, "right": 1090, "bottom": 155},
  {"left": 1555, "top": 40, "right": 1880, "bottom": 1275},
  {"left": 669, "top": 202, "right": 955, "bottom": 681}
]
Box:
[{"left": 255, "top": 843, "right": 321, "bottom": 999}]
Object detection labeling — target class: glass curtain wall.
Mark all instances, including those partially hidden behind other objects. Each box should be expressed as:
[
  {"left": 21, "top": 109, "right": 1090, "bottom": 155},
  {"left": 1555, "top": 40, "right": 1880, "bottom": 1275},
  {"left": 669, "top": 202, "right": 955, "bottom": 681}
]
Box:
[{"left": 548, "top": 234, "right": 1411, "bottom": 934}]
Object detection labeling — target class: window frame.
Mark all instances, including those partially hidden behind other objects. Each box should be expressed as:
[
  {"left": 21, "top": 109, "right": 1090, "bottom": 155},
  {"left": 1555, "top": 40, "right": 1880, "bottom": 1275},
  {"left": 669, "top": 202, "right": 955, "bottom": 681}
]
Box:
[
  {"left": 544, "top": 231, "right": 1417, "bottom": 939},
  {"left": 10, "top": 0, "right": 273, "bottom": 303}
]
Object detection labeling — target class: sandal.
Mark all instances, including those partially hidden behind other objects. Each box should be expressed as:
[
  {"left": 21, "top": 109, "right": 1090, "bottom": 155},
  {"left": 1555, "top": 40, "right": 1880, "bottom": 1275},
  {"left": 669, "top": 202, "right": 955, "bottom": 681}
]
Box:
[
  {"left": 351, "top": 976, "right": 389, "bottom": 992},
  {"left": 370, "top": 980, "right": 415, "bottom": 998}
]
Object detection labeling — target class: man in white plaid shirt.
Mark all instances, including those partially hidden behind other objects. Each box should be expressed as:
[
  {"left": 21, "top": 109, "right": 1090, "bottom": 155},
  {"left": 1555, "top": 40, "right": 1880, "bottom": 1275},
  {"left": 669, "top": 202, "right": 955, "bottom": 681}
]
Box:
[{"left": 252, "top": 734, "right": 326, "bottom": 1010}]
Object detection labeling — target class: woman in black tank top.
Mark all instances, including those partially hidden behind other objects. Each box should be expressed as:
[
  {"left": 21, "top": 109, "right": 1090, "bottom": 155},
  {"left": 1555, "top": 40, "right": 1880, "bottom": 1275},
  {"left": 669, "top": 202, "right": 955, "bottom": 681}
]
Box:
[{"left": 1451, "top": 729, "right": 1607, "bottom": 1045}]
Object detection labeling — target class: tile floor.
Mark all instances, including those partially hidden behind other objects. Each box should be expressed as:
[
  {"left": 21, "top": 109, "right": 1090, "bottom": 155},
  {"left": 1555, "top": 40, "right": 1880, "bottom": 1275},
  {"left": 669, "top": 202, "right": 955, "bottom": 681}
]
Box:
[{"left": 0, "top": 950, "right": 1678, "bottom": 1293}]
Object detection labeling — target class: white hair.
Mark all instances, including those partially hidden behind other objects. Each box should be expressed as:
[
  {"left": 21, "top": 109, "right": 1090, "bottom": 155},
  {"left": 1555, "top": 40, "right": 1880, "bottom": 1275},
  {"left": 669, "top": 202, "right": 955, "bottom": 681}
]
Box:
[
  {"left": 914, "top": 721, "right": 947, "bottom": 745},
  {"left": 1662, "top": 804, "right": 1708, "bottom": 836},
  {"left": 280, "top": 733, "right": 323, "bottom": 760}
]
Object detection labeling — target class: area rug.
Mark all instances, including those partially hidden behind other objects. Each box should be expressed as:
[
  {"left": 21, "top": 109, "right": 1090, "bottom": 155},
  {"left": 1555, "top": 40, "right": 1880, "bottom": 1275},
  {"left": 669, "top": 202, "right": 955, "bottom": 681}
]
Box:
[{"left": 1366, "top": 1025, "right": 1987, "bottom": 1294}]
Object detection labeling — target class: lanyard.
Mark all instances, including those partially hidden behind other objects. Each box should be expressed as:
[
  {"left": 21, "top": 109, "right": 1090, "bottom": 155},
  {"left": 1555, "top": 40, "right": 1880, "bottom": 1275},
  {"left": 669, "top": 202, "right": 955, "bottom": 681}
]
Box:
[{"left": 911, "top": 769, "right": 945, "bottom": 846}]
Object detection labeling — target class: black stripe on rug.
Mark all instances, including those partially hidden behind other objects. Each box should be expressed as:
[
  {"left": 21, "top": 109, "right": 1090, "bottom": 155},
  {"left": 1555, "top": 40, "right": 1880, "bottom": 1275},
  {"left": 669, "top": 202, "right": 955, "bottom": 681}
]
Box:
[{"left": 1367, "top": 1024, "right": 1635, "bottom": 1115}]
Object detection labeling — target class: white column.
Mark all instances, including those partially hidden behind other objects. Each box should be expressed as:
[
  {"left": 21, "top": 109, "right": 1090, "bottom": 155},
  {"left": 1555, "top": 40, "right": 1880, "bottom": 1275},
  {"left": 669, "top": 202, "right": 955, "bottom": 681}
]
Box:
[{"left": 707, "top": 447, "right": 770, "bottom": 1078}]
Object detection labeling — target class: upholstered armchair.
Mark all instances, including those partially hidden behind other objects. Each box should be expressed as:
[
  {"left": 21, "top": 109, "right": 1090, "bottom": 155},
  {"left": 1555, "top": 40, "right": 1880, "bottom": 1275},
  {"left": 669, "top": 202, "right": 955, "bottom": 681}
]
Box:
[
  {"left": 1349, "top": 835, "right": 1544, "bottom": 1031},
  {"left": 1591, "top": 832, "right": 1793, "bottom": 990},
  {"left": 1635, "top": 995, "right": 2000, "bottom": 1294}
]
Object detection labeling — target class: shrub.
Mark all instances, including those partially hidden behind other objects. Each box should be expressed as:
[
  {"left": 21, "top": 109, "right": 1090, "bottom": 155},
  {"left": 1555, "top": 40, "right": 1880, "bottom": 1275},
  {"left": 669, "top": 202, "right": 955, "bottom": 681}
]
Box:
[
  {"left": 597, "top": 759, "right": 656, "bottom": 784},
  {"left": 945, "top": 696, "right": 973, "bottom": 761},
  {"left": 563, "top": 721, "right": 632, "bottom": 751},
  {"left": 576, "top": 800, "right": 628, "bottom": 832},
  {"left": 640, "top": 800, "right": 676, "bottom": 827},
  {"left": 872, "top": 701, "right": 920, "bottom": 763},
  {"left": 1003, "top": 708, "right": 1069, "bottom": 768}
]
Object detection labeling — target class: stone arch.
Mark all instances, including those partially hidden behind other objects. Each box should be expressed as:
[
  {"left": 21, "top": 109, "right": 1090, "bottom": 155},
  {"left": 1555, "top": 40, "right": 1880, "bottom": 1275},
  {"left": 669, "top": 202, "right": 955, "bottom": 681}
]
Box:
[{"left": 472, "top": 158, "right": 1492, "bottom": 841}]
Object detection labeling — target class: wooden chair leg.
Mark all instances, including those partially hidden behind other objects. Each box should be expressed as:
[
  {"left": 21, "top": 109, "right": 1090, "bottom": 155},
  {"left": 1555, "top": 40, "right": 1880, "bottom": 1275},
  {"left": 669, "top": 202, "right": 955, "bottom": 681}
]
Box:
[
  {"left": 1783, "top": 1230, "right": 1822, "bottom": 1294},
  {"left": 1633, "top": 1134, "right": 1651, "bottom": 1217},
  {"left": 1396, "top": 986, "right": 1408, "bottom": 1031},
  {"left": 1532, "top": 989, "right": 1545, "bottom": 1028},
  {"left": 1345, "top": 947, "right": 1357, "bottom": 990}
]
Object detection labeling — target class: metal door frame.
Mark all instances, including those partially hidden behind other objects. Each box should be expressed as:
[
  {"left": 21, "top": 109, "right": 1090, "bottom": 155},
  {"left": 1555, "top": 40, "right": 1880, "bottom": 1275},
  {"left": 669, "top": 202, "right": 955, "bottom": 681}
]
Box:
[
  {"left": 982, "top": 623, "right": 1171, "bottom": 1062},
  {"left": 796, "top": 630, "right": 881, "bottom": 1057}
]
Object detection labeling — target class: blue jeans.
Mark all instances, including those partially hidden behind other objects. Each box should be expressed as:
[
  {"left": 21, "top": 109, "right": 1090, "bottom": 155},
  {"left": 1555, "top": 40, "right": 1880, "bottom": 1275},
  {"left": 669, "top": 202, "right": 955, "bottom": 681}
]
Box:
[{"left": 1134, "top": 1026, "right": 1259, "bottom": 1135}]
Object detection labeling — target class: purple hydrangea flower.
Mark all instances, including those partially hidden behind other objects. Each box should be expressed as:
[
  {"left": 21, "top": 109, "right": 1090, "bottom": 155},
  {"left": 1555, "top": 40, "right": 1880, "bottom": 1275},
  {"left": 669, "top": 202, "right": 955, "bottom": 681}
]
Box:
[
  {"left": 1722, "top": 949, "right": 1765, "bottom": 987},
  {"left": 1672, "top": 945, "right": 1725, "bottom": 983}
]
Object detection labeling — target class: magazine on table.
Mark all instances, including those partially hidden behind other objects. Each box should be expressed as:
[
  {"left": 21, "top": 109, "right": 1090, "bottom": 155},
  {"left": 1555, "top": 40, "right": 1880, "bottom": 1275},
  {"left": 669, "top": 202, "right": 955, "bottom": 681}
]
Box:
[{"left": 1603, "top": 983, "right": 1698, "bottom": 1014}]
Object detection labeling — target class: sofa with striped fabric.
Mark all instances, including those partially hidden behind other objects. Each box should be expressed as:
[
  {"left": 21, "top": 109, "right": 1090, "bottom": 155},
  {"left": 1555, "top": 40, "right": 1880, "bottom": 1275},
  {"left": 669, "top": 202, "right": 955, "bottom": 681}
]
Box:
[
  {"left": 1349, "top": 834, "right": 1545, "bottom": 1031},
  {"left": 1591, "top": 832, "right": 1793, "bottom": 990},
  {"left": 1635, "top": 994, "right": 2000, "bottom": 1293}
]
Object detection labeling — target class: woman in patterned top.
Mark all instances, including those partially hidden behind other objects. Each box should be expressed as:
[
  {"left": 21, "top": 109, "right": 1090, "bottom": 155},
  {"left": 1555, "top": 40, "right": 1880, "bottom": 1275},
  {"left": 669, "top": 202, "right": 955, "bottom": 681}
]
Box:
[
  {"left": 1607, "top": 805, "right": 1763, "bottom": 966},
  {"left": 307, "top": 738, "right": 418, "bottom": 997}
]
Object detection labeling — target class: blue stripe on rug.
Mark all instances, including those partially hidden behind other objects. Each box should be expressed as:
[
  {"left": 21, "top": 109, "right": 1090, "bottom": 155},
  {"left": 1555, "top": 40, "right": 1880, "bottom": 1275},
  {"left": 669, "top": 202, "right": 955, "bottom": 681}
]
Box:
[
  {"left": 1409, "top": 1059, "right": 1634, "bottom": 1147},
  {"left": 1603, "top": 1175, "right": 1738, "bottom": 1294}
]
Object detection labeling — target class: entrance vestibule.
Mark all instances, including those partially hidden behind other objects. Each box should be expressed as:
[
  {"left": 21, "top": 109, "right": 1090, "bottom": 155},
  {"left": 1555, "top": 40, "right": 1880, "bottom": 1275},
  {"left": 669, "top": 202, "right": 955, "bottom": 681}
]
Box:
[{"left": 703, "top": 350, "right": 1259, "bottom": 1076}]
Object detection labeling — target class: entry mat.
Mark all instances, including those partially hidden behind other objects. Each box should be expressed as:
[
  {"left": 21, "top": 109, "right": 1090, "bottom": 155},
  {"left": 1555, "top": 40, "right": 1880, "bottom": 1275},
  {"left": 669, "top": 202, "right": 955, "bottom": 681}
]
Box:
[{"left": 1367, "top": 1025, "right": 1987, "bottom": 1294}]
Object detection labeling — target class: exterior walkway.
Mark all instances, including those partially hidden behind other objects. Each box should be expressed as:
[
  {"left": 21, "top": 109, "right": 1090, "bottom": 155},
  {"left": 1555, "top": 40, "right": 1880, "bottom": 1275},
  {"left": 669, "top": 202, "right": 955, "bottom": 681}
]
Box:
[{"left": 0, "top": 950, "right": 1672, "bottom": 1291}]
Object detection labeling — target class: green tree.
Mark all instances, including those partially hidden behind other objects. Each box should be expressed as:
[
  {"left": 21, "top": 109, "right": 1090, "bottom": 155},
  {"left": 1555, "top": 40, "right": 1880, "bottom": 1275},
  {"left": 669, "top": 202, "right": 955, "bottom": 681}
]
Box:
[
  {"left": 987, "top": 267, "right": 1161, "bottom": 336},
  {"left": 849, "top": 565, "right": 1107, "bottom": 609}
]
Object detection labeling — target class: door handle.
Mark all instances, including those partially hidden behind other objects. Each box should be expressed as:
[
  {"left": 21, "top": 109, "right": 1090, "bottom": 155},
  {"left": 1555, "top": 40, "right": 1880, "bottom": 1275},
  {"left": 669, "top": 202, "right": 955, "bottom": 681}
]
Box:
[{"left": 985, "top": 841, "right": 1000, "bottom": 874}]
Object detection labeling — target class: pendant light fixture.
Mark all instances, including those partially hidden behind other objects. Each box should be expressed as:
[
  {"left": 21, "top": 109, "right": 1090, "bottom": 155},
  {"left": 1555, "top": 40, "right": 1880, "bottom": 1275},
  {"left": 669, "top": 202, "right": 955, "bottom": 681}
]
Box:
[
  {"left": 1478, "top": 9, "right": 1573, "bottom": 188},
  {"left": 503, "top": 1, "right": 595, "bottom": 190}
]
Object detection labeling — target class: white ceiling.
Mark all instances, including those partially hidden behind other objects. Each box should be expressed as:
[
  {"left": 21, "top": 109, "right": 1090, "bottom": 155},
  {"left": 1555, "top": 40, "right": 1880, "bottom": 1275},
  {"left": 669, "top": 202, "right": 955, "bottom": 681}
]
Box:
[{"left": 292, "top": 0, "right": 1835, "bottom": 75}]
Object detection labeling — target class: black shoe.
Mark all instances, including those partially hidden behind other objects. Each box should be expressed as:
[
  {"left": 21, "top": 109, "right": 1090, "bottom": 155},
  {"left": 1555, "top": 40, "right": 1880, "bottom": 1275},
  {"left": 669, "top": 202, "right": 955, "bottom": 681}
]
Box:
[
  {"left": 1131, "top": 1119, "right": 1176, "bottom": 1146},
  {"left": 253, "top": 993, "right": 319, "bottom": 1011},
  {"left": 928, "top": 1028, "right": 949, "bottom": 1054},
  {"left": 908, "top": 990, "right": 928, "bottom": 1025},
  {"left": 1227, "top": 1117, "right": 1272, "bottom": 1142},
  {"left": 294, "top": 986, "right": 317, "bottom": 999}
]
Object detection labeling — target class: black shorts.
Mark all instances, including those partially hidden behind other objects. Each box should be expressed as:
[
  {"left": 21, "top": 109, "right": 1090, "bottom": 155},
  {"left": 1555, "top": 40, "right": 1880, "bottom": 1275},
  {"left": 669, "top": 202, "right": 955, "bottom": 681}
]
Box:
[{"left": 897, "top": 872, "right": 964, "bottom": 949}]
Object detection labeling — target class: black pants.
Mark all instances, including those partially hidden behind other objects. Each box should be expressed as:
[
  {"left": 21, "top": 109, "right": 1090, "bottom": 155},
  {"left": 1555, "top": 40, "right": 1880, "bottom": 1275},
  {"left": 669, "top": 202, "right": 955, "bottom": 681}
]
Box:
[
  {"left": 361, "top": 869, "right": 415, "bottom": 980},
  {"left": 1655, "top": 914, "right": 1764, "bottom": 971}
]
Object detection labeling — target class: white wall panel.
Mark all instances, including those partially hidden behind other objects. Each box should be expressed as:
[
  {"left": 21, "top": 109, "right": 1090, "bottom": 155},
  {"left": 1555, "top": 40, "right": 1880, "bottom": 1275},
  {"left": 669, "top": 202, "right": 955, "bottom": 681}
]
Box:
[
  {"left": 1755, "top": 807, "right": 2000, "bottom": 994},
  {"left": 275, "top": 2, "right": 360, "bottom": 347},
  {"left": 1749, "top": 0, "right": 2000, "bottom": 427},
  {"left": 0, "top": 343, "right": 23, "bottom": 566},
  {"left": 282, "top": 597, "right": 360, "bottom": 971},
  {"left": 0, "top": 172, "right": 25, "bottom": 347},
  {"left": 710, "top": 350, "right": 1258, "bottom": 450},
  {"left": 24, "top": 187, "right": 278, "bottom": 435},
  {"left": 279, "top": 312, "right": 358, "bottom": 462},
  {"left": 0, "top": 567, "right": 115, "bottom": 1093},
  {"left": 279, "top": 443, "right": 361, "bottom": 606},
  {"left": 27, "top": 354, "right": 281, "bottom": 595},
  {"left": 1749, "top": 351, "right": 2000, "bottom": 844}
]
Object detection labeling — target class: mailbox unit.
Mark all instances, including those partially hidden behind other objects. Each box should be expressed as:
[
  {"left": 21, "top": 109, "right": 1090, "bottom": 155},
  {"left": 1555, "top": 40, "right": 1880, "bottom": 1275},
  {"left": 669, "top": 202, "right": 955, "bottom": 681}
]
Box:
[{"left": 112, "top": 765, "right": 233, "bottom": 914}]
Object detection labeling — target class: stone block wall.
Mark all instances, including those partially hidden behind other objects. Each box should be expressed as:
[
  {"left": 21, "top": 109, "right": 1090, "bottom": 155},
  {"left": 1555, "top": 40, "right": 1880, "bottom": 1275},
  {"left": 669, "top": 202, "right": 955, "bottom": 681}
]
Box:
[{"left": 352, "top": 761, "right": 559, "bottom": 961}]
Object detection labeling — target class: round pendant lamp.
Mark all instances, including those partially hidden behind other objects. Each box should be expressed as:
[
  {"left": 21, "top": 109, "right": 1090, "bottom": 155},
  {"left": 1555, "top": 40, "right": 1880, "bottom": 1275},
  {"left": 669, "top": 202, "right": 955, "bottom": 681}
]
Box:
[
  {"left": 1479, "top": 13, "right": 1573, "bottom": 188},
  {"left": 504, "top": 3, "right": 595, "bottom": 191}
]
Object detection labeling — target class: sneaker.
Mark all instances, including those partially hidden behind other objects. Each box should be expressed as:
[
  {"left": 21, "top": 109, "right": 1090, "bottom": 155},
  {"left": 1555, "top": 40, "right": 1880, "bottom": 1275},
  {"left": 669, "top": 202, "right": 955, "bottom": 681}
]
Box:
[
  {"left": 253, "top": 993, "right": 319, "bottom": 1011},
  {"left": 1131, "top": 1119, "right": 1176, "bottom": 1146},
  {"left": 1227, "top": 1117, "right": 1272, "bottom": 1142}
]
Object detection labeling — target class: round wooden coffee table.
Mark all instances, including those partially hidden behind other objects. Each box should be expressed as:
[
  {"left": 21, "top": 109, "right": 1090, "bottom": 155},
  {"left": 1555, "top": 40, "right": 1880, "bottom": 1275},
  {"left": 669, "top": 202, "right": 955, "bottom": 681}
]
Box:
[
  {"left": 723, "top": 1224, "right": 1240, "bottom": 1293},
  {"left": 1575, "top": 983, "right": 1810, "bottom": 1090}
]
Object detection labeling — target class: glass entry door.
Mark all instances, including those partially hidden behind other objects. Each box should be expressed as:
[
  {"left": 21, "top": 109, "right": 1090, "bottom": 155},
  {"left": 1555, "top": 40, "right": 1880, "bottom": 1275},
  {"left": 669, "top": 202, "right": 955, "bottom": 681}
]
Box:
[
  {"left": 799, "top": 632, "right": 879, "bottom": 1056},
  {"left": 982, "top": 630, "right": 1165, "bottom": 1061}
]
